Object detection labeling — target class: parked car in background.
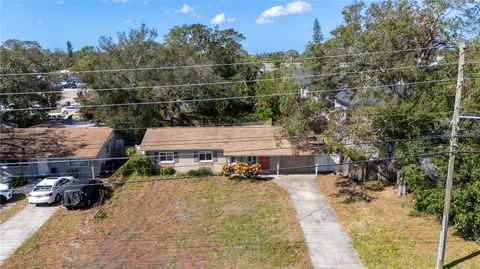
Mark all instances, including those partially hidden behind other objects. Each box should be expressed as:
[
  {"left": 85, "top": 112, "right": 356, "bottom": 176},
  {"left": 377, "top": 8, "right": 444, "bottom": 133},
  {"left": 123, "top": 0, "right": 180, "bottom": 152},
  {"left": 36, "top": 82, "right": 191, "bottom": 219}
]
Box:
[
  {"left": 61, "top": 106, "right": 80, "bottom": 114},
  {"left": 62, "top": 179, "right": 106, "bottom": 209},
  {"left": 27, "top": 177, "right": 75, "bottom": 205},
  {"left": 47, "top": 113, "right": 67, "bottom": 120},
  {"left": 66, "top": 81, "right": 76, "bottom": 88},
  {"left": 0, "top": 183, "right": 13, "bottom": 204}
]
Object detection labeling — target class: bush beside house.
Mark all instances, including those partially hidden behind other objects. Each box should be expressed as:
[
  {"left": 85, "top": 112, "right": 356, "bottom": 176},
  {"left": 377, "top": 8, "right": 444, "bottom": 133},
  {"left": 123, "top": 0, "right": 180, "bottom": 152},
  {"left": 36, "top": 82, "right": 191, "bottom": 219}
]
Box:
[
  {"left": 8, "top": 175, "right": 27, "bottom": 187},
  {"left": 221, "top": 162, "right": 261, "bottom": 179}
]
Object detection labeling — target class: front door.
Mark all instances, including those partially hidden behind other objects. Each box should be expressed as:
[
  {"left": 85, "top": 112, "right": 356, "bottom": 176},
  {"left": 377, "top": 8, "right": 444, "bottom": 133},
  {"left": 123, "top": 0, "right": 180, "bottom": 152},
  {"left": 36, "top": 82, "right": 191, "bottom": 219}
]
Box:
[{"left": 37, "top": 158, "right": 49, "bottom": 176}]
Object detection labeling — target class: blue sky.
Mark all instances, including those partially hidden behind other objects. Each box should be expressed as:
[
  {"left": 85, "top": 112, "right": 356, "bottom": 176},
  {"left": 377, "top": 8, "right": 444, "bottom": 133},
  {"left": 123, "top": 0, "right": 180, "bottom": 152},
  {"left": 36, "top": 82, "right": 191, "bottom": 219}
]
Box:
[{"left": 1, "top": 0, "right": 355, "bottom": 54}]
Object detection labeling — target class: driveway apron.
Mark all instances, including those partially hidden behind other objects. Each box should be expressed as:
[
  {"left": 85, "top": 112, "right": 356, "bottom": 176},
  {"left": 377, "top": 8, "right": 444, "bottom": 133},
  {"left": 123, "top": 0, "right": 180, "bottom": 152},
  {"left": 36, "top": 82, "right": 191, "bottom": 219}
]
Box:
[{"left": 274, "top": 175, "right": 364, "bottom": 269}]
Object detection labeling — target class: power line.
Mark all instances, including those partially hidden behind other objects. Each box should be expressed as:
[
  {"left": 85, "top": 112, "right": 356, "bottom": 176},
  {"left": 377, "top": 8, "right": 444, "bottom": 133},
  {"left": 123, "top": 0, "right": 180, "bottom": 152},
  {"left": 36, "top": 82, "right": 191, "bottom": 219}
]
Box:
[
  {"left": 8, "top": 151, "right": 474, "bottom": 186},
  {"left": 1, "top": 133, "right": 459, "bottom": 166},
  {"left": 0, "top": 46, "right": 449, "bottom": 77},
  {"left": 0, "top": 62, "right": 458, "bottom": 96},
  {"left": 1, "top": 78, "right": 457, "bottom": 111},
  {"left": 1, "top": 125, "right": 457, "bottom": 151}
]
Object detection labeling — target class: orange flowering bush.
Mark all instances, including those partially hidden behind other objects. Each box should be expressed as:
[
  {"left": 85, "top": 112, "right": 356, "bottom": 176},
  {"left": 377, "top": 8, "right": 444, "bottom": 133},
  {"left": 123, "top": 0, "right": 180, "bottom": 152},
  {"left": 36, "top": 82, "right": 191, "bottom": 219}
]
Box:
[{"left": 221, "top": 162, "right": 262, "bottom": 178}]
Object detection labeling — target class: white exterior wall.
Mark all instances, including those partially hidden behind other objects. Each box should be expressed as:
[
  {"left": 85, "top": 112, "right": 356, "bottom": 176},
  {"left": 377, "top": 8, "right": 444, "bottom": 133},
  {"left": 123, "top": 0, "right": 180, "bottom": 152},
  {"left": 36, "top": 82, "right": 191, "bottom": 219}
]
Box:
[{"left": 314, "top": 154, "right": 340, "bottom": 172}]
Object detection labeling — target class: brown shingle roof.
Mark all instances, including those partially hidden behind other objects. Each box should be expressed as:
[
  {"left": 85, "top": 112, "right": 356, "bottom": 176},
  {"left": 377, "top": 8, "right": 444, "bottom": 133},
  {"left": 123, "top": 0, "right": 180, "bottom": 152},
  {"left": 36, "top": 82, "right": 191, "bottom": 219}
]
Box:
[
  {"left": 0, "top": 128, "right": 113, "bottom": 159},
  {"left": 139, "top": 126, "right": 301, "bottom": 156}
]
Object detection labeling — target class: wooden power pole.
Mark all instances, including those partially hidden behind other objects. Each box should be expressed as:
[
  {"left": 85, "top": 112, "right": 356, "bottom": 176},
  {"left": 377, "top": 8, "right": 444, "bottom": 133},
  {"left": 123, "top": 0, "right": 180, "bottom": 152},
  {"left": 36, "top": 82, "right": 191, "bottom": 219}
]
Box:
[{"left": 435, "top": 40, "right": 466, "bottom": 269}]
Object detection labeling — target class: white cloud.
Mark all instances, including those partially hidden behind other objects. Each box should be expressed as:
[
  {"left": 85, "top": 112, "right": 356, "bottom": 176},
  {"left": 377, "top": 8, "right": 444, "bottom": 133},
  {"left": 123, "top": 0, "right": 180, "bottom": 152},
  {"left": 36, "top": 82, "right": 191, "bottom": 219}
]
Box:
[
  {"left": 210, "top": 13, "right": 235, "bottom": 25},
  {"left": 112, "top": 0, "right": 128, "bottom": 3},
  {"left": 123, "top": 19, "right": 132, "bottom": 23},
  {"left": 255, "top": 17, "right": 273, "bottom": 24},
  {"left": 58, "top": 1, "right": 64, "bottom": 4},
  {"left": 256, "top": 1, "right": 311, "bottom": 24},
  {"left": 37, "top": 20, "right": 44, "bottom": 24},
  {"left": 177, "top": 4, "right": 195, "bottom": 14}
]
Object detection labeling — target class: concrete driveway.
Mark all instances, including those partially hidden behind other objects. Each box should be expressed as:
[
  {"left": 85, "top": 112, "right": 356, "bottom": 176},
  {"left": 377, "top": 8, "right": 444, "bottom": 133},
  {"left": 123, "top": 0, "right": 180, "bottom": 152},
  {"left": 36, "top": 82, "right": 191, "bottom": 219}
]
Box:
[
  {"left": 0, "top": 204, "right": 58, "bottom": 265},
  {"left": 274, "top": 175, "right": 364, "bottom": 269}
]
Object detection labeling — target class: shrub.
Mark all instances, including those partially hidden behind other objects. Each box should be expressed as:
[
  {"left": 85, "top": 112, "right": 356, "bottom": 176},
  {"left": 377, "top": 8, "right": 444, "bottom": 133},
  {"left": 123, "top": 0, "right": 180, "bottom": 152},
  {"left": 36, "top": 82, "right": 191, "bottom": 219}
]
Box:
[
  {"left": 121, "top": 156, "right": 157, "bottom": 177},
  {"left": 221, "top": 163, "right": 234, "bottom": 175},
  {"left": 451, "top": 181, "right": 480, "bottom": 240},
  {"left": 221, "top": 162, "right": 262, "bottom": 179},
  {"left": 404, "top": 147, "right": 480, "bottom": 241},
  {"left": 113, "top": 149, "right": 157, "bottom": 179},
  {"left": 186, "top": 168, "right": 212, "bottom": 177},
  {"left": 9, "top": 175, "right": 27, "bottom": 187},
  {"left": 363, "top": 181, "right": 385, "bottom": 191},
  {"left": 159, "top": 166, "right": 175, "bottom": 176}
]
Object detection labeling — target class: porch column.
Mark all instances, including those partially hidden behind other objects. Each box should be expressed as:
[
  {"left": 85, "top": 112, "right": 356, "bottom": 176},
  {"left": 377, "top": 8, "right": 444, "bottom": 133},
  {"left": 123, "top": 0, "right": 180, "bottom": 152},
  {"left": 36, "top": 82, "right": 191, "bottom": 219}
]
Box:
[
  {"left": 19, "top": 162, "right": 24, "bottom": 175},
  {"left": 47, "top": 162, "right": 52, "bottom": 176},
  {"left": 276, "top": 156, "right": 280, "bottom": 176},
  {"left": 90, "top": 160, "right": 95, "bottom": 179}
]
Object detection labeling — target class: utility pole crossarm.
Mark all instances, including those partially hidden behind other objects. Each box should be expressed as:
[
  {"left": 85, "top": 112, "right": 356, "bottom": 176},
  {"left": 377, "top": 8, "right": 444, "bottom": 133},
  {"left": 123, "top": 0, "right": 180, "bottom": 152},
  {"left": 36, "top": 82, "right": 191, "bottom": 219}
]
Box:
[
  {"left": 435, "top": 40, "right": 466, "bottom": 269},
  {"left": 459, "top": 115, "right": 480, "bottom": 120}
]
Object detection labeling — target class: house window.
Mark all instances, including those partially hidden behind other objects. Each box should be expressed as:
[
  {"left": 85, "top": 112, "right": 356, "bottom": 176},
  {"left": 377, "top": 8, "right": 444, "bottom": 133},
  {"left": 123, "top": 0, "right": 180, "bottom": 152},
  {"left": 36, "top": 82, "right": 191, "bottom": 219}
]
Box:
[
  {"left": 229, "top": 156, "right": 258, "bottom": 164},
  {"left": 68, "top": 159, "right": 89, "bottom": 167},
  {"left": 199, "top": 151, "right": 213, "bottom": 162},
  {"left": 159, "top": 152, "right": 174, "bottom": 163}
]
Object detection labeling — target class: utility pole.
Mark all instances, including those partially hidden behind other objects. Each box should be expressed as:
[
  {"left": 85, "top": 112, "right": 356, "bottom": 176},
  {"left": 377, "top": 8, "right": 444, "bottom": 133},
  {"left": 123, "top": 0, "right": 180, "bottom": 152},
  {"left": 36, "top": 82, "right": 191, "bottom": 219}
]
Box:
[{"left": 435, "top": 40, "right": 466, "bottom": 269}]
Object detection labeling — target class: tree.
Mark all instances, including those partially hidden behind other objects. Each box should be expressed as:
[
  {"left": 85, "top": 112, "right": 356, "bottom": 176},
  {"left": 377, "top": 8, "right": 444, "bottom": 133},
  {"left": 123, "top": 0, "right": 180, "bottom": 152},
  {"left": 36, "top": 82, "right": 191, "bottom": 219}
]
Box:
[
  {"left": 66, "top": 41, "right": 74, "bottom": 58},
  {"left": 0, "top": 40, "right": 61, "bottom": 127},
  {"left": 312, "top": 18, "right": 323, "bottom": 44},
  {"left": 75, "top": 23, "right": 251, "bottom": 134},
  {"left": 281, "top": 0, "right": 480, "bottom": 240}
]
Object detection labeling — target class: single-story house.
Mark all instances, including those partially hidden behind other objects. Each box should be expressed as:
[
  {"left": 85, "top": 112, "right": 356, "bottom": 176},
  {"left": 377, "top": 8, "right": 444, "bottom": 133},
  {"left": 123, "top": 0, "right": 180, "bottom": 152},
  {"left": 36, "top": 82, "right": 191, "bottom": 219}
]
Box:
[
  {"left": 138, "top": 125, "right": 339, "bottom": 175},
  {"left": 0, "top": 127, "right": 116, "bottom": 181}
]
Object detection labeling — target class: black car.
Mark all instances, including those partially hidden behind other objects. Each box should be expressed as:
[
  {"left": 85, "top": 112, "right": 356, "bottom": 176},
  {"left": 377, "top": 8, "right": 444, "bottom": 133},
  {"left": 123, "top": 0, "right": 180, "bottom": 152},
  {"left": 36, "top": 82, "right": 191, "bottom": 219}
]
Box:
[{"left": 62, "top": 179, "right": 104, "bottom": 209}]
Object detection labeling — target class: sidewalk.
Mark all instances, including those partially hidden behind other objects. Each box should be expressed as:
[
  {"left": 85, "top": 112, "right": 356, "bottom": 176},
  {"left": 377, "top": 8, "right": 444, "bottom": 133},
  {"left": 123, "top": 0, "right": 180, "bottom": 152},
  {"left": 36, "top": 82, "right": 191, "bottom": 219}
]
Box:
[{"left": 274, "top": 175, "right": 364, "bottom": 269}]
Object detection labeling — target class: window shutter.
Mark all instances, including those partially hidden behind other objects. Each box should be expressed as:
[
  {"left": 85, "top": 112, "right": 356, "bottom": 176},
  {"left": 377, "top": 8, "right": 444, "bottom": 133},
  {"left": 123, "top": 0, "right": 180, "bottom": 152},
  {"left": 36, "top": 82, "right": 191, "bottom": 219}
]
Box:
[
  {"left": 213, "top": 151, "right": 218, "bottom": 162},
  {"left": 174, "top": 152, "right": 179, "bottom": 163},
  {"left": 193, "top": 151, "right": 199, "bottom": 162}
]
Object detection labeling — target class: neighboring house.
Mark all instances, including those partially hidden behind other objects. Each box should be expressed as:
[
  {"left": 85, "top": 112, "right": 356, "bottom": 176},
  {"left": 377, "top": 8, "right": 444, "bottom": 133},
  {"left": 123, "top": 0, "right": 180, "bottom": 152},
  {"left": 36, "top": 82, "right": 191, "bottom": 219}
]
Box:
[
  {"left": 138, "top": 125, "right": 339, "bottom": 175},
  {"left": 0, "top": 128, "right": 117, "bottom": 181}
]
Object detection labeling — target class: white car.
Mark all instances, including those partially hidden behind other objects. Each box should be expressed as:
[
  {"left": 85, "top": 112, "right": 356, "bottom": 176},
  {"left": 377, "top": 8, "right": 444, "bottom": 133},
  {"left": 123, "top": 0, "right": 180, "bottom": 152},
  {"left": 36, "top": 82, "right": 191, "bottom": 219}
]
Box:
[
  {"left": 0, "top": 183, "right": 13, "bottom": 204},
  {"left": 61, "top": 106, "right": 80, "bottom": 114},
  {"left": 27, "top": 177, "right": 75, "bottom": 205},
  {"left": 47, "top": 112, "right": 67, "bottom": 120}
]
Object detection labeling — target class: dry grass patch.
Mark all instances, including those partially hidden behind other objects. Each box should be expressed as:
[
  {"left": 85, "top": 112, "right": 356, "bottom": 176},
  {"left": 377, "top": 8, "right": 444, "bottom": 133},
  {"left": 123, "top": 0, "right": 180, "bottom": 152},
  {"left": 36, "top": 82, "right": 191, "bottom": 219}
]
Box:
[
  {"left": 3, "top": 176, "right": 311, "bottom": 269},
  {"left": 317, "top": 174, "right": 480, "bottom": 269}
]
